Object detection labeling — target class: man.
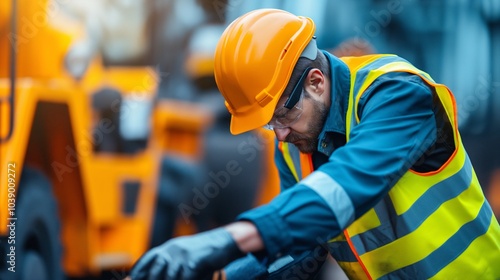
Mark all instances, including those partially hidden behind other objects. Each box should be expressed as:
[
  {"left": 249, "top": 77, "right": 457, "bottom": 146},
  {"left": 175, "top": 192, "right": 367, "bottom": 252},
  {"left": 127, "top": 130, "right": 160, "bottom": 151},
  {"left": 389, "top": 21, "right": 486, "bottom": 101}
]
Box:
[{"left": 130, "top": 8, "right": 500, "bottom": 280}]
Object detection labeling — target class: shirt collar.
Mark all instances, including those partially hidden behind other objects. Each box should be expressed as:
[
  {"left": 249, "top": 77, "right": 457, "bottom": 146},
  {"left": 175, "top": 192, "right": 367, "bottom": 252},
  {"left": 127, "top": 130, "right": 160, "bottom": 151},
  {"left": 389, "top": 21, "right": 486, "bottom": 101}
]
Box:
[{"left": 316, "top": 51, "right": 351, "bottom": 155}]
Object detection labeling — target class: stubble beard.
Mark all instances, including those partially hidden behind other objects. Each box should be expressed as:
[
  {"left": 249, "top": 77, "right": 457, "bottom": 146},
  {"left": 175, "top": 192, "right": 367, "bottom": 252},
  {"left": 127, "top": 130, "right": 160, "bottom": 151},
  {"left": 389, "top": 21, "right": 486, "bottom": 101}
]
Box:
[{"left": 285, "top": 99, "right": 328, "bottom": 154}]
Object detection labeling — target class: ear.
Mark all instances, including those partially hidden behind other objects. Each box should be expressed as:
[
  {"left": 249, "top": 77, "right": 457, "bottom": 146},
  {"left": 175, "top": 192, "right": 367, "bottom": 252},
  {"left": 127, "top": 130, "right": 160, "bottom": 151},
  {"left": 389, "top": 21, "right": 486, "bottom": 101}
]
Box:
[{"left": 306, "top": 68, "right": 326, "bottom": 96}]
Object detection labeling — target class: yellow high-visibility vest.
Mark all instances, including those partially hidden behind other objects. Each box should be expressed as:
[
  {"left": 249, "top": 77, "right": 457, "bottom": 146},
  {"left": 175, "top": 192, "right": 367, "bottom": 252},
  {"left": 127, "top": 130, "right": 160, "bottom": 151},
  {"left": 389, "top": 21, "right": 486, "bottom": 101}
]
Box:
[{"left": 278, "top": 54, "right": 500, "bottom": 279}]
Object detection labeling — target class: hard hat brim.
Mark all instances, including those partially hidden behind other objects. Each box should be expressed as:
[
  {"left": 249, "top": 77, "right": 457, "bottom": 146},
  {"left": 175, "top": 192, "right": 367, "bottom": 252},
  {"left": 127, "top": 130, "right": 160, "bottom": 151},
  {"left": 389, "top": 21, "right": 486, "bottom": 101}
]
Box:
[{"left": 229, "top": 96, "right": 280, "bottom": 135}]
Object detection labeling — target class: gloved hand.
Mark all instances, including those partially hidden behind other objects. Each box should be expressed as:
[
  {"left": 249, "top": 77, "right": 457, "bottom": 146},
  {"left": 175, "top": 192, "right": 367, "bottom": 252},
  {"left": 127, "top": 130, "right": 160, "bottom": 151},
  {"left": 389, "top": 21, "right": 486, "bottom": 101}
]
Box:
[{"left": 129, "top": 227, "right": 245, "bottom": 280}]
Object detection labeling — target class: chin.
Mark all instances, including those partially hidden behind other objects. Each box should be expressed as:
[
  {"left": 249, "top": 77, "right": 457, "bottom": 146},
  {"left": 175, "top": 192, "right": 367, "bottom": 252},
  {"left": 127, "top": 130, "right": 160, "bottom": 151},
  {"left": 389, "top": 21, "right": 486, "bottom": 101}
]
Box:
[{"left": 295, "top": 142, "right": 316, "bottom": 154}]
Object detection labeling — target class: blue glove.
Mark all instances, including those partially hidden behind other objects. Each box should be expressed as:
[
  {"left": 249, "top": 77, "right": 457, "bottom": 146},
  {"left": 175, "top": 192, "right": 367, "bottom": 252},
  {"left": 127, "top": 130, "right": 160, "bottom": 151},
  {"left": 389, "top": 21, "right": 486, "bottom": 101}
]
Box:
[{"left": 130, "top": 228, "right": 245, "bottom": 280}]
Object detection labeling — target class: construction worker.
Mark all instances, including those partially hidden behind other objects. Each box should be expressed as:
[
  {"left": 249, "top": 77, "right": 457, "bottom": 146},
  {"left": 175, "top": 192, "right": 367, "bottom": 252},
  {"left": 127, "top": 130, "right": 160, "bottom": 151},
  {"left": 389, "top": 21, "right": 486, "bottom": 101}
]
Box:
[{"left": 129, "top": 8, "right": 500, "bottom": 280}]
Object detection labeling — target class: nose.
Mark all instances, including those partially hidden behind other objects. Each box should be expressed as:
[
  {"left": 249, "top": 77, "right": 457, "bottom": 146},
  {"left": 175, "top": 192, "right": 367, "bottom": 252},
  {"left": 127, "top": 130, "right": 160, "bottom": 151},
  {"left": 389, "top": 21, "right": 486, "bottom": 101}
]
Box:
[{"left": 274, "top": 127, "right": 291, "bottom": 141}]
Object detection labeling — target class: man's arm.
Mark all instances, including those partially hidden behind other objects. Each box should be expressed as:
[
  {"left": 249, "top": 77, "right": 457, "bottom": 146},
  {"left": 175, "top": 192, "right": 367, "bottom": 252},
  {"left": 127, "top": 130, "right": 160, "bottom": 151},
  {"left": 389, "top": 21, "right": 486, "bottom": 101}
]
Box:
[
  {"left": 236, "top": 72, "right": 438, "bottom": 260},
  {"left": 129, "top": 72, "right": 438, "bottom": 279},
  {"left": 225, "top": 221, "right": 264, "bottom": 253}
]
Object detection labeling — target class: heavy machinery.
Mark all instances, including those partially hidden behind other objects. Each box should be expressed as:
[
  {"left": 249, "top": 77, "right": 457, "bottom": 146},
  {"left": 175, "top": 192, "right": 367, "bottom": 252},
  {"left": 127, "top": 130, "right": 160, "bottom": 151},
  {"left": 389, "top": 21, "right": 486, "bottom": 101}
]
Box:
[
  {"left": 0, "top": 0, "right": 215, "bottom": 279},
  {"left": 0, "top": 0, "right": 282, "bottom": 279}
]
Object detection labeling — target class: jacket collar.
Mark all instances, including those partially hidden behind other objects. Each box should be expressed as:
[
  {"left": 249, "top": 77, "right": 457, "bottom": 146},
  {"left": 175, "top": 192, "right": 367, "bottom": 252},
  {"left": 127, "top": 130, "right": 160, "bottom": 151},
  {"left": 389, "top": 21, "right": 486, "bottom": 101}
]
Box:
[{"left": 316, "top": 51, "right": 351, "bottom": 156}]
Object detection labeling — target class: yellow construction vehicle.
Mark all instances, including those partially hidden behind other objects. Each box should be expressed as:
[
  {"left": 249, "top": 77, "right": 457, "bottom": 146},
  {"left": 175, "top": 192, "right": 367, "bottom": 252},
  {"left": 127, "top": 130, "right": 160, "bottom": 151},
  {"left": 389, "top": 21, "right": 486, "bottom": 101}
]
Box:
[
  {"left": 0, "top": 0, "right": 214, "bottom": 279},
  {"left": 0, "top": 0, "right": 282, "bottom": 279}
]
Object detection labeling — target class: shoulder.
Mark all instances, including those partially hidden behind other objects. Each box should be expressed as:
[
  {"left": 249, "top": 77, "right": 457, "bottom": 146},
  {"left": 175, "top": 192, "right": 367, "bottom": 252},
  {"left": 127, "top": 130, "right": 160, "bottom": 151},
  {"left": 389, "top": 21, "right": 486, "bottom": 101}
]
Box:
[
  {"left": 363, "top": 71, "right": 433, "bottom": 102},
  {"left": 358, "top": 71, "right": 434, "bottom": 118}
]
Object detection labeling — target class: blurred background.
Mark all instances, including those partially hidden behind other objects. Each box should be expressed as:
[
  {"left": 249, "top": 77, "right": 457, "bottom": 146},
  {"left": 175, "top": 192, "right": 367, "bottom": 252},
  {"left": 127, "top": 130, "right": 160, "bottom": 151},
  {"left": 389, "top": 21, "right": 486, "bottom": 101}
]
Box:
[{"left": 0, "top": 0, "right": 499, "bottom": 279}]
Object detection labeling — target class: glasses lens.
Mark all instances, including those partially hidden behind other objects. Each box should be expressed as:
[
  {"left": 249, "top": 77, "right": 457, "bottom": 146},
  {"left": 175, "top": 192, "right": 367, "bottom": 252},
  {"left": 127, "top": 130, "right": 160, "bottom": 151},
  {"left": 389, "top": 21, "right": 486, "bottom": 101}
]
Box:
[
  {"left": 265, "top": 88, "right": 304, "bottom": 130},
  {"left": 263, "top": 124, "right": 274, "bottom": 130}
]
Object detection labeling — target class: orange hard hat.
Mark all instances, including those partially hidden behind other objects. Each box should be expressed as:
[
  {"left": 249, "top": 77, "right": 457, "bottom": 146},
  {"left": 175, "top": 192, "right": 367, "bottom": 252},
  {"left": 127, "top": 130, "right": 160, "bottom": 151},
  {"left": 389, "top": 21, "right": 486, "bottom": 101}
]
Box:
[{"left": 214, "top": 9, "right": 316, "bottom": 135}]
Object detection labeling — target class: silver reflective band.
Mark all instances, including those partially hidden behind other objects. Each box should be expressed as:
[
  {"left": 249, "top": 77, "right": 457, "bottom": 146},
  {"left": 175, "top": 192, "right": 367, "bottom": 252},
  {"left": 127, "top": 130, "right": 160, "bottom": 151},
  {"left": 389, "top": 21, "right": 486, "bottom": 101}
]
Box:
[
  {"left": 267, "top": 255, "right": 294, "bottom": 273},
  {"left": 300, "top": 38, "right": 318, "bottom": 60},
  {"left": 301, "top": 171, "right": 354, "bottom": 228}
]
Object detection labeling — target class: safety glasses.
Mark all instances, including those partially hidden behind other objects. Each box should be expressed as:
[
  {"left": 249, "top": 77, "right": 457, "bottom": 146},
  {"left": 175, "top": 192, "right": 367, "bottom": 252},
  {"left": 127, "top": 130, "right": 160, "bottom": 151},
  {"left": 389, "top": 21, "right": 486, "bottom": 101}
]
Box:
[{"left": 264, "top": 67, "right": 312, "bottom": 130}]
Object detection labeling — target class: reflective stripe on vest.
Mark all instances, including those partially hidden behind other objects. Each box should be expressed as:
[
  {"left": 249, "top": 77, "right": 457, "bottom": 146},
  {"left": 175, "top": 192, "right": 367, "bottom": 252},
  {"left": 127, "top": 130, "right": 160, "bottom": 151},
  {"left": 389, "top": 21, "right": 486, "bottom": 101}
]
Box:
[
  {"left": 278, "top": 141, "right": 314, "bottom": 182},
  {"left": 278, "top": 55, "right": 500, "bottom": 279}
]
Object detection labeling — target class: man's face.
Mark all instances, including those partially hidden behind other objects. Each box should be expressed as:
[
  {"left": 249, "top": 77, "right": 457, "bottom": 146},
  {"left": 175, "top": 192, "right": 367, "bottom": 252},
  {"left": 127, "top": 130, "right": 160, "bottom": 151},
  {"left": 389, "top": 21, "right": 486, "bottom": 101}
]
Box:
[
  {"left": 268, "top": 67, "right": 330, "bottom": 154},
  {"left": 278, "top": 89, "right": 329, "bottom": 153}
]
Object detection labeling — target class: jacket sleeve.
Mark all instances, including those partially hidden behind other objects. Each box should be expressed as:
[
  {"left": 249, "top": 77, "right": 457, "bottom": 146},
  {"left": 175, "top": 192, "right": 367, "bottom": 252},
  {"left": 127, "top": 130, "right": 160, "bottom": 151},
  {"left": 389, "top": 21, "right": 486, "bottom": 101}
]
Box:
[{"left": 237, "top": 72, "right": 437, "bottom": 261}]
